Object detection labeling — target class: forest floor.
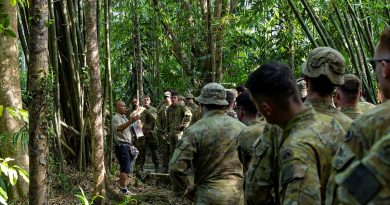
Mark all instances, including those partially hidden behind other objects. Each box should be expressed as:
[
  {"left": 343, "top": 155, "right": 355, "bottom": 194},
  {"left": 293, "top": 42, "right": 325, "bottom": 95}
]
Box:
[{"left": 48, "top": 160, "right": 191, "bottom": 205}]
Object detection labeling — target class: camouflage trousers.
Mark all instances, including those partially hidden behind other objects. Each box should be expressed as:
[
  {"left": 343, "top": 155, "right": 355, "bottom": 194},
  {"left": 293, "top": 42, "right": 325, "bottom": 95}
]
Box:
[
  {"left": 158, "top": 132, "right": 170, "bottom": 172},
  {"left": 133, "top": 132, "right": 159, "bottom": 171},
  {"left": 168, "top": 132, "right": 183, "bottom": 156}
]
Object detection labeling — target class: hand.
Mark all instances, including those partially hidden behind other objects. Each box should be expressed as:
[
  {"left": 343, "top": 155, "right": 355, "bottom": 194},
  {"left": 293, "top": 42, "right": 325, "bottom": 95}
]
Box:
[
  {"left": 176, "top": 124, "right": 185, "bottom": 131},
  {"left": 183, "top": 184, "right": 197, "bottom": 201},
  {"left": 130, "top": 114, "right": 140, "bottom": 122}
]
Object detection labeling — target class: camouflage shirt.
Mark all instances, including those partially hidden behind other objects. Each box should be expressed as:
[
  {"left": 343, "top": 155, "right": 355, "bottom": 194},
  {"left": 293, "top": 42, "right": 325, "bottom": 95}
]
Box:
[
  {"left": 245, "top": 123, "right": 282, "bottom": 205},
  {"left": 226, "top": 108, "right": 238, "bottom": 119},
  {"left": 335, "top": 132, "right": 390, "bottom": 205},
  {"left": 156, "top": 103, "right": 170, "bottom": 135},
  {"left": 140, "top": 106, "right": 157, "bottom": 134},
  {"left": 345, "top": 100, "right": 390, "bottom": 159},
  {"left": 326, "top": 101, "right": 390, "bottom": 205},
  {"left": 169, "top": 110, "right": 246, "bottom": 204},
  {"left": 358, "top": 101, "right": 376, "bottom": 113},
  {"left": 166, "top": 104, "right": 192, "bottom": 137},
  {"left": 279, "top": 107, "right": 345, "bottom": 205},
  {"left": 237, "top": 119, "right": 266, "bottom": 172},
  {"left": 304, "top": 98, "right": 352, "bottom": 131},
  {"left": 187, "top": 102, "right": 202, "bottom": 125},
  {"left": 341, "top": 106, "right": 363, "bottom": 120}
]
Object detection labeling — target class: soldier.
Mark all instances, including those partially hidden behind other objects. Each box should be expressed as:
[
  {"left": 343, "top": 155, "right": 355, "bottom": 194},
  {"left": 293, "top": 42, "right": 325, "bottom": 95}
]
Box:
[
  {"left": 357, "top": 97, "right": 376, "bottom": 113},
  {"left": 184, "top": 93, "right": 201, "bottom": 125},
  {"left": 226, "top": 89, "right": 238, "bottom": 119},
  {"left": 166, "top": 91, "right": 192, "bottom": 156},
  {"left": 246, "top": 62, "right": 345, "bottom": 205},
  {"left": 169, "top": 83, "right": 246, "bottom": 204},
  {"left": 126, "top": 95, "right": 145, "bottom": 120},
  {"left": 134, "top": 95, "right": 159, "bottom": 172},
  {"left": 302, "top": 47, "right": 353, "bottom": 131},
  {"left": 113, "top": 101, "right": 140, "bottom": 194},
  {"left": 236, "top": 91, "right": 266, "bottom": 172},
  {"left": 335, "top": 132, "right": 390, "bottom": 205},
  {"left": 326, "top": 27, "right": 390, "bottom": 205},
  {"left": 335, "top": 74, "right": 363, "bottom": 120},
  {"left": 156, "top": 91, "right": 171, "bottom": 173}
]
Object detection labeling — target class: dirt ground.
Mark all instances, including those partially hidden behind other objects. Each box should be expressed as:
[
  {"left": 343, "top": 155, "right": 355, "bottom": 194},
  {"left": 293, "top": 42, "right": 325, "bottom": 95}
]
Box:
[{"left": 48, "top": 164, "right": 191, "bottom": 205}]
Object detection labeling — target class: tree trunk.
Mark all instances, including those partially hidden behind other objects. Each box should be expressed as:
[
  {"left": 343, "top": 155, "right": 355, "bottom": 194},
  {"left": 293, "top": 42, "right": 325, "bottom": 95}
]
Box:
[
  {"left": 134, "top": 0, "right": 144, "bottom": 98},
  {"left": 28, "top": 0, "right": 49, "bottom": 203},
  {"left": 85, "top": 0, "right": 106, "bottom": 202},
  {"left": 0, "top": 0, "right": 29, "bottom": 202}
]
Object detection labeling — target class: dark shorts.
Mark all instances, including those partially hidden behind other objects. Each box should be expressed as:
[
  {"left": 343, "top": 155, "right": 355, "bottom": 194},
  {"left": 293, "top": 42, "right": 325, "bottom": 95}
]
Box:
[{"left": 115, "top": 143, "right": 138, "bottom": 173}]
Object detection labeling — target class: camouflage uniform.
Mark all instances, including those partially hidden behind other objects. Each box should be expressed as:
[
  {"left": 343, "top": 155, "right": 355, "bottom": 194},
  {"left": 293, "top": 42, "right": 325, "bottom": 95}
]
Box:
[
  {"left": 166, "top": 103, "right": 192, "bottom": 155},
  {"left": 188, "top": 103, "right": 201, "bottom": 125},
  {"left": 278, "top": 107, "right": 345, "bottom": 205},
  {"left": 335, "top": 132, "right": 390, "bottom": 205},
  {"left": 245, "top": 123, "right": 282, "bottom": 205},
  {"left": 340, "top": 106, "right": 363, "bottom": 120},
  {"left": 226, "top": 109, "right": 238, "bottom": 119},
  {"left": 304, "top": 98, "right": 352, "bottom": 131},
  {"left": 345, "top": 100, "right": 390, "bottom": 159},
  {"left": 134, "top": 106, "right": 159, "bottom": 171},
  {"left": 169, "top": 83, "right": 246, "bottom": 204},
  {"left": 156, "top": 103, "right": 170, "bottom": 171},
  {"left": 326, "top": 100, "right": 390, "bottom": 205},
  {"left": 237, "top": 119, "right": 266, "bottom": 172},
  {"left": 358, "top": 101, "right": 376, "bottom": 113}
]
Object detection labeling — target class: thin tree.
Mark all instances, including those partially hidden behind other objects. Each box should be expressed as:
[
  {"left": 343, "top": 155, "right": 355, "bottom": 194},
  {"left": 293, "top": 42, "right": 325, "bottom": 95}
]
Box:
[
  {"left": 85, "top": 0, "right": 106, "bottom": 202},
  {"left": 0, "top": 0, "right": 29, "bottom": 201},
  {"left": 28, "top": 0, "right": 49, "bottom": 203}
]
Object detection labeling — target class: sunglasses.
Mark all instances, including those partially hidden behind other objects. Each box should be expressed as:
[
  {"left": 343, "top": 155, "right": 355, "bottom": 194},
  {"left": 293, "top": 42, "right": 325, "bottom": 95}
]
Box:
[{"left": 369, "top": 59, "right": 390, "bottom": 70}]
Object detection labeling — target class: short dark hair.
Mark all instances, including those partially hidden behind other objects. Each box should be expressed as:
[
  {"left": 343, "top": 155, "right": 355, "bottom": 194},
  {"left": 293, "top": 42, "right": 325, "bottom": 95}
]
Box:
[
  {"left": 131, "top": 95, "right": 138, "bottom": 100},
  {"left": 171, "top": 91, "right": 178, "bottom": 97},
  {"left": 236, "top": 91, "right": 257, "bottom": 114},
  {"left": 201, "top": 103, "right": 225, "bottom": 111},
  {"left": 339, "top": 74, "right": 361, "bottom": 103},
  {"left": 226, "top": 90, "right": 235, "bottom": 105},
  {"left": 246, "top": 62, "right": 300, "bottom": 108},
  {"left": 306, "top": 75, "right": 336, "bottom": 97},
  {"left": 142, "top": 95, "right": 150, "bottom": 99},
  {"left": 236, "top": 85, "right": 247, "bottom": 93}
]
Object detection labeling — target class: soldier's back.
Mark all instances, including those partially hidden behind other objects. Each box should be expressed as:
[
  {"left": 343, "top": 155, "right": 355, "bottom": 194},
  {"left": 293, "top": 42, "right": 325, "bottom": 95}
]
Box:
[
  {"left": 186, "top": 110, "right": 246, "bottom": 204},
  {"left": 237, "top": 119, "right": 266, "bottom": 172},
  {"left": 279, "top": 107, "right": 345, "bottom": 205},
  {"left": 358, "top": 101, "right": 376, "bottom": 113},
  {"left": 305, "top": 98, "right": 352, "bottom": 131},
  {"left": 345, "top": 100, "right": 390, "bottom": 159},
  {"left": 341, "top": 106, "right": 363, "bottom": 120}
]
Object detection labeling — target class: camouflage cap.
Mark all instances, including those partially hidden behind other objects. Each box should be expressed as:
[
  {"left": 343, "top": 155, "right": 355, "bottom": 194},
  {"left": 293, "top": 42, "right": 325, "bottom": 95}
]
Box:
[
  {"left": 184, "top": 93, "right": 195, "bottom": 99},
  {"left": 302, "top": 47, "right": 346, "bottom": 85},
  {"left": 296, "top": 78, "right": 307, "bottom": 98},
  {"left": 196, "top": 83, "right": 229, "bottom": 105},
  {"left": 164, "top": 91, "right": 171, "bottom": 97},
  {"left": 179, "top": 95, "right": 185, "bottom": 101}
]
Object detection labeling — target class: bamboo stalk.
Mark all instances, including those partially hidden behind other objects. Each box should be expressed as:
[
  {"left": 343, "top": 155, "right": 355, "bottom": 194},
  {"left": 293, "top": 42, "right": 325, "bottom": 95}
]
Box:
[
  {"left": 49, "top": 0, "right": 65, "bottom": 174},
  {"left": 287, "top": 0, "right": 318, "bottom": 47},
  {"left": 300, "top": 0, "right": 329, "bottom": 46}
]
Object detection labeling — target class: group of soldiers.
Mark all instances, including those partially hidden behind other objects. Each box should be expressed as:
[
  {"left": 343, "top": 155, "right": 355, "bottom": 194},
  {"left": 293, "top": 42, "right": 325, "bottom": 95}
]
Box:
[{"left": 115, "top": 27, "right": 390, "bottom": 204}]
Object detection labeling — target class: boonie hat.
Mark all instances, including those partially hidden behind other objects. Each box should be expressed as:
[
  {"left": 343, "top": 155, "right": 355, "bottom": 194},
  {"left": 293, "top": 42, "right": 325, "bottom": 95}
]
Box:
[
  {"left": 302, "top": 47, "right": 346, "bottom": 85},
  {"left": 196, "top": 83, "right": 229, "bottom": 106}
]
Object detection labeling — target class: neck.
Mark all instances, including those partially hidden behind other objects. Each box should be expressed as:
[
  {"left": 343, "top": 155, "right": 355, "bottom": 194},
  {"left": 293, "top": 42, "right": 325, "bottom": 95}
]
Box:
[
  {"left": 279, "top": 102, "right": 306, "bottom": 128},
  {"left": 340, "top": 101, "right": 358, "bottom": 109},
  {"left": 306, "top": 92, "right": 333, "bottom": 103}
]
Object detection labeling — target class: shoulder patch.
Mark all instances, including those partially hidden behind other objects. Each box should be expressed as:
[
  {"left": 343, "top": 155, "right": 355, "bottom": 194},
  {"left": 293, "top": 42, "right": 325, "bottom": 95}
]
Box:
[{"left": 340, "top": 163, "right": 380, "bottom": 204}]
